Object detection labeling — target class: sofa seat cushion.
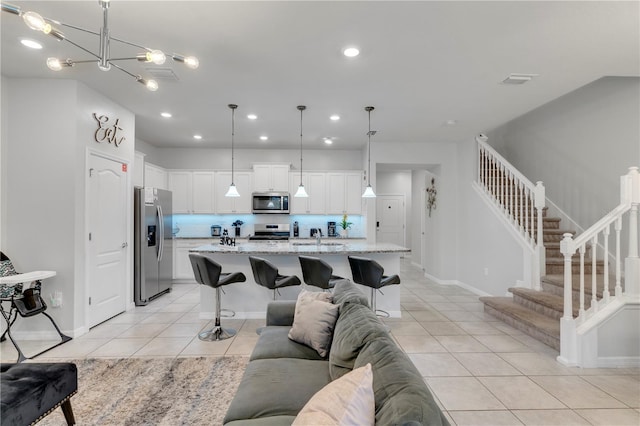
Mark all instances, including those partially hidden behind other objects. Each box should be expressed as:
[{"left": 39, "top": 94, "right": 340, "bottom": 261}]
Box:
[
  {"left": 330, "top": 302, "right": 388, "bottom": 380},
  {"left": 250, "top": 326, "right": 326, "bottom": 361},
  {"left": 354, "top": 337, "right": 450, "bottom": 426},
  {"left": 224, "top": 358, "right": 331, "bottom": 424},
  {"left": 224, "top": 415, "right": 297, "bottom": 426}
]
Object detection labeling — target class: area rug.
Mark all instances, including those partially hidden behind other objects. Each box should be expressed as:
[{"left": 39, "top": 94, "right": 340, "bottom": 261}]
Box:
[{"left": 39, "top": 356, "right": 249, "bottom": 426}]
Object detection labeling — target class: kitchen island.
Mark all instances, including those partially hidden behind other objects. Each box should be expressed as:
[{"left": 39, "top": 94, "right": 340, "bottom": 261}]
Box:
[{"left": 190, "top": 240, "right": 409, "bottom": 318}]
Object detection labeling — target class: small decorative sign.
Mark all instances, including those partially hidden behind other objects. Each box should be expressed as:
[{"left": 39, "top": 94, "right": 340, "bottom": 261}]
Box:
[{"left": 93, "top": 113, "right": 126, "bottom": 147}]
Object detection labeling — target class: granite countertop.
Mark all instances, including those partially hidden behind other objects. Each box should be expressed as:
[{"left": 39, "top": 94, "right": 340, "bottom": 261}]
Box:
[{"left": 189, "top": 241, "right": 409, "bottom": 255}]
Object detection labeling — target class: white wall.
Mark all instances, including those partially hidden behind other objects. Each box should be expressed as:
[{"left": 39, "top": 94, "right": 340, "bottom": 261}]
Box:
[
  {"left": 2, "top": 77, "right": 135, "bottom": 336},
  {"left": 489, "top": 76, "right": 640, "bottom": 230}
]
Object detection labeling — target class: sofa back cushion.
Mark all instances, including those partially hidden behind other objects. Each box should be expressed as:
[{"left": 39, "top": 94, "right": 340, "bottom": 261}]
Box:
[
  {"left": 332, "top": 279, "right": 370, "bottom": 307},
  {"left": 329, "top": 302, "right": 388, "bottom": 380},
  {"left": 354, "top": 337, "right": 450, "bottom": 426}
]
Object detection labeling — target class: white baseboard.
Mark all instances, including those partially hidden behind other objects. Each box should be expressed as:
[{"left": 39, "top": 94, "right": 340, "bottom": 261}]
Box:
[{"left": 423, "top": 271, "right": 493, "bottom": 297}]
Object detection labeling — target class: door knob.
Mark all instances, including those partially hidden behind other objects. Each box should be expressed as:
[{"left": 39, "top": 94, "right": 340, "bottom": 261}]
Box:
[{"left": 122, "top": 242, "right": 128, "bottom": 248}]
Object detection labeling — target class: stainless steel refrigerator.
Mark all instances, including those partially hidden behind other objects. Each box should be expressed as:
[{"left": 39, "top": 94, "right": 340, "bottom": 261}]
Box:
[{"left": 134, "top": 187, "right": 173, "bottom": 305}]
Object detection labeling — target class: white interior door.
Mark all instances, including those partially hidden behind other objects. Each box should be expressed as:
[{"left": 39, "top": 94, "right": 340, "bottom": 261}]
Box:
[
  {"left": 88, "top": 153, "right": 128, "bottom": 327},
  {"left": 376, "top": 194, "right": 406, "bottom": 246}
]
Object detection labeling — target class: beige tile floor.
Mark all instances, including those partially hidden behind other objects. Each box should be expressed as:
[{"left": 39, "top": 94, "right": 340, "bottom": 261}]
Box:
[{"left": 2, "top": 258, "right": 639, "bottom": 425}]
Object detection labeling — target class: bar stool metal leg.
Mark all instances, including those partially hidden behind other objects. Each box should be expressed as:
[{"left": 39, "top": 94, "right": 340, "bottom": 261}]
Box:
[{"left": 198, "top": 287, "right": 236, "bottom": 341}]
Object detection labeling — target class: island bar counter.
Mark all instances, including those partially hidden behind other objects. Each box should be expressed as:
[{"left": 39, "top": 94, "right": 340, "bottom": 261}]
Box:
[{"left": 190, "top": 241, "right": 410, "bottom": 319}]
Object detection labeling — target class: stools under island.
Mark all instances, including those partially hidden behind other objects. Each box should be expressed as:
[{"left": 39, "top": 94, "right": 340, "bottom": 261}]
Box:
[{"left": 190, "top": 240, "right": 410, "bottom": 319}]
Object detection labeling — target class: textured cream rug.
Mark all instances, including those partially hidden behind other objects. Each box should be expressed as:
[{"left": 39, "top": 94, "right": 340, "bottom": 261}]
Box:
[{"left": 39, "top": 356, "right": 249, "bottom": 426}]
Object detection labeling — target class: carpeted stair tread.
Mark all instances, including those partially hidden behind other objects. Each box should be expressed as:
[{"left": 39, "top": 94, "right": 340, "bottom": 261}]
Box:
[
  {"left": 479, "top": 296, "right": 560, "bottom": 339},
  {"left": 542, "top": 273, "right": 619, "bottom": 297},
  {"left": 509, "top": 287, "right": 579, "bottom": 318}
]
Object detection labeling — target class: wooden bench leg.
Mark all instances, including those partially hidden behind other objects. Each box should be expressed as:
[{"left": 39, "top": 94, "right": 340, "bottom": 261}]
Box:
[{"left": 61, "top": 400, "right": 76, "bottom": 425}]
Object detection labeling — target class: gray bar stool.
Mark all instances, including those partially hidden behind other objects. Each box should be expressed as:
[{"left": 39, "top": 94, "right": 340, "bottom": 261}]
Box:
[
  {"left": 249, "top": 256, "right": 301, "bottom": 300},
  {"left": 189, "top": 254, "right": 246, "bottom": 341},
  {"left": 348, "top": 255, "right": 400, "bottom": 317},
  {"left": 298, "top": 255, "right": 345, "bottom": 291}
]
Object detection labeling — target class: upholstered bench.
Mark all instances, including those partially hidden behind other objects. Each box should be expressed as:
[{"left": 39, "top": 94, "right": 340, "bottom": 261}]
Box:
[{"left": 1, "top": 362, "right": 78, "bottom": 425}]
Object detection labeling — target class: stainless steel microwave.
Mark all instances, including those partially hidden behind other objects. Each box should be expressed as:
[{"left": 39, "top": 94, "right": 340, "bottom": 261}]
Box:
[{"left": 252, "top": 192, "right": 290, "bottom": 214}]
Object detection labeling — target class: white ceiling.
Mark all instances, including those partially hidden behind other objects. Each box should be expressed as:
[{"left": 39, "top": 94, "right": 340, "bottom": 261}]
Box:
[{"left": 2, "top": 1, "right": 638, "bottom": 150}]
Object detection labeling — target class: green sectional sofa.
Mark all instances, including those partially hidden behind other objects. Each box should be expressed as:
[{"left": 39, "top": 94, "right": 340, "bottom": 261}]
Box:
[{"left": 224, "top": 280, "right": 449, "bottom": 426}]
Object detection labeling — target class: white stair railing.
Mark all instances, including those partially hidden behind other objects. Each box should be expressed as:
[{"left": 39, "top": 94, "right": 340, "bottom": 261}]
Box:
[
  {"left": 559, "top": 167, "right": 640, "bottom": 365},
  {"left": 476, "top": 136, "right": 546, "bottom": 287}
]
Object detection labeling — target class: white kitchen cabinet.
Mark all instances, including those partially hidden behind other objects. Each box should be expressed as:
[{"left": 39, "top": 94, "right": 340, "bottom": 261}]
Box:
[
  {"left": 133, "top": 151, "right": 145, "bottom": 188},
  {"left": 145, "top": 163, "right": 168, "bottom": 190},
  {"left": 168, "top": 171, "right": 216, "bottom": 214},
  {"left": 326, "top": 172, "right": 363, "bottom": 215},
  {"left": 252, "top": 164, "right": 290, "bottom": 192},
  {"left": 289, "top": 172, "right": 326, "bottom": 214},
  {"left": 174, "top": 239, "right": 208, "bottom": 280},
  {"left": 168, "top": 171, "right": 192, "bottom": 213},
  {"left": 215, "top": 171, "right": 252, "bottom": 213},
  {"left": 191, "top": 172, "right": 216, "bottom": 213}
]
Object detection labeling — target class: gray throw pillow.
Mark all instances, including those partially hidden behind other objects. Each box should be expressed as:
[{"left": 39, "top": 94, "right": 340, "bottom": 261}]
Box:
[{"left": 288, "top": 298, "right": 339, "bottom": 358}]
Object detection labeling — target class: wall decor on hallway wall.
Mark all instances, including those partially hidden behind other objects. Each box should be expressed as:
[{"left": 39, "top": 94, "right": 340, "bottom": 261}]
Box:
[
  {"left": 93, "top": 113, "right": 126, "bottom": 147},
  {"left": 426, "top": 177, "right": 437, "bottom": 217}
]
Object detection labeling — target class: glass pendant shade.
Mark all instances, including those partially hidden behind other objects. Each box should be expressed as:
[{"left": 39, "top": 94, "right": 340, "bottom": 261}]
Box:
[
  {"left": 362, "top": 184, "right": 376, "bottom": 198},
  {"left": 295, "top": 184, "right": 308, "bottom": 198},
  {"left": 225, "top": 183, "right": 240, "bottom": 197}
]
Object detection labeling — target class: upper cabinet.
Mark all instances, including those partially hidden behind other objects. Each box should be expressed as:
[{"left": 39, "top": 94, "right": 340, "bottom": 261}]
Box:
[
  {"left": 215, "top": 171, "right": 252, "bottom": 213},
  {"left": 168, "top": 171, "right": 215, "bottom": 214},
  {"left": 289, "top": 172, "right": 326, "bottom": 214},
  {"left": 252, "top": 164, "right": 290, "bottom": 192},
  {"left": 133, "top": 151, "right": 145, "bottom": 187},
  {"left": 145, "top": 163, "right": 168, "bottom": 190},
  {"left": 326, "top": 172, "right": 363, "bottom": 215}
]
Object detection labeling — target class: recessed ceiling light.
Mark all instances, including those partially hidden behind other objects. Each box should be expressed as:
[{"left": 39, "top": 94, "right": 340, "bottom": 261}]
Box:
[
  {"left": 193, "top": 134, "right": 202, "bottom": 140},
  {"left": 20, "top": 39, "right": 42, "bottom": 49},
  {"left": 343, "top": 47, "right": 360, "bottom": 57},
  {"left": 161, "top": 112, "right": 172, "bottom": 118},
  {"left": 330, "top": 115, "right": 340, "bottom": 121},
  {"left": 260, "top": 136, "right": 268, "bottom": 141},
  {"left": 324, "top": 138, "right": 333, "bottom": 145},
  {"left": 445, "top": 119, "right": 457, "bottom": 126},
  {"left": 247, "top": 114, "right": 257, "bottom": 120}
]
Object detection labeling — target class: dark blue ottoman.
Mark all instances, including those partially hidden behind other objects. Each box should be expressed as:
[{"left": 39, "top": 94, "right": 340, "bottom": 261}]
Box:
[{"left": 1, "top": 362, "right": 77, "bottom": 425}]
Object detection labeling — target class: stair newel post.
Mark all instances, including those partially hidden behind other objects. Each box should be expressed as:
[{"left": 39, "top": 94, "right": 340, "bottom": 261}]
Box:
[
  {"left": 591, "top": 235, "right": 598, "bottom": 312},
  {"left": 535, "top": 181, "right": 546, "bottom": 277},
  {"left": 560, "top": 233, "right": 575, "bottom": 320},
  {"left": 602, "top": 224, "right": 610, "bottom": 303},
  {"left": 579, "top": 244, "right": 586, "bottom": 318},
  {"left": 625, "top": 167, "right": 640, "bottom": 296}
]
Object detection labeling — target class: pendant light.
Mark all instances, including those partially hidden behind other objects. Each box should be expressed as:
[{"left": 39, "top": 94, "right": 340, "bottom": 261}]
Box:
[
  {"left": 225, "top": 104, "right": 240, "bottom": 197},
  {"left": 294, "top": 105, "right": 309, "bottom": 198},
  {"left": 362, "top": 106, "right": 377, "bottom": 198}
]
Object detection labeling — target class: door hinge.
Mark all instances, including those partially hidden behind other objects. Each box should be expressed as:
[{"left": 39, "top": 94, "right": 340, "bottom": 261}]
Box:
[
  {"left": 89, "top": 168, "right": 94, "bottom": 177},
  {"left": 89, "top": 297, "right": 92, "bottom": 305},
  {"left": 89, "top": 232, "right": 92, "bottom": 241}
]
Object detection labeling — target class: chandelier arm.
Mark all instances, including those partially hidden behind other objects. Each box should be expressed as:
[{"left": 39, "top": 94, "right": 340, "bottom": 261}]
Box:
[
  {"left": 107, "top": 57, "right": 141, "bottom": 62},
  {"left": 58, "top": 22, "right": 100, "bottom": 36},
  {"left": 109, "top": 36, "right": 152, "bottom": 51},
  {"left": 110, "top": 62, "right": 138, "bottom": 79},
  {"left": 63, "top": 39, "right": 101, "bottom": 60}
]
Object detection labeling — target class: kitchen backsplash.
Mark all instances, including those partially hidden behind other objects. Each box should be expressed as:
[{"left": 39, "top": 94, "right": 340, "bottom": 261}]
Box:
[{"left": 172, "top": 214, "right": 364, "bottom": 238}]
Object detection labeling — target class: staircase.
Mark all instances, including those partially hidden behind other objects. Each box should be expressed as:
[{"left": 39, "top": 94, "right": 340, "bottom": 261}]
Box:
[
  {"left": 479, "top": 211, "right": 607, "bottom": 351},
  {"left": 474, "top": 138, "right": 634, "bottom": 357}
]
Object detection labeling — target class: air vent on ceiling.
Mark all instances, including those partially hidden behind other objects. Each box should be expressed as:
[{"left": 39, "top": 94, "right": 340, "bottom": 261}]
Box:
[
  {"left": 501, "top": 73, "right": 538, "bottom": 85},
  {"left": 145, "top": 68, "right": 180, "bottom": 81}
]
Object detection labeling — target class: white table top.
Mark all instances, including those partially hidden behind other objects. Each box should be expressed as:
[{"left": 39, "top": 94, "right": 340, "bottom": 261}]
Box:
[{"left": 0, "top": 270, "right": 56, "bottom": 285}]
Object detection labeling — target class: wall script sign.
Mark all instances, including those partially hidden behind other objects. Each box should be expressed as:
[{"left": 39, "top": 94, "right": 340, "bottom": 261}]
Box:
[{"left": 93, "top": 113, "right": 126, "bottom": 147}]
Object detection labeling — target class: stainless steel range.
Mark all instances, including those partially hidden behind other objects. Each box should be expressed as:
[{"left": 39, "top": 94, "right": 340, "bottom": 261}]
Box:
[{"left": 249, "top": 224, "right": 290, "bottom": 241}]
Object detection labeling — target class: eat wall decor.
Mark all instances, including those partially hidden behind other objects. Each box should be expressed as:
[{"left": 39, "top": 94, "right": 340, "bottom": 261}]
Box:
[{"left": 93, "top": 113, "right": 126, "bottom": 147}]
